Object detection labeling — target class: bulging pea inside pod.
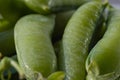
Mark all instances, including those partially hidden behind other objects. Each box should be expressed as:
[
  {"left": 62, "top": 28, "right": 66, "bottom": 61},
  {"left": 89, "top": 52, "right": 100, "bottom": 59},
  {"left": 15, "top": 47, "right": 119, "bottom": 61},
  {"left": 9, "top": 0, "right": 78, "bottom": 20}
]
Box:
[
  {"left": 14, "top": 14, "right": 57, "bottom": 80},
  {"left": 86, "top": 9, "right": 120, "bottom": 80},
  {"left": 58, "top": 1, "right": 107, "bottom": 80}
]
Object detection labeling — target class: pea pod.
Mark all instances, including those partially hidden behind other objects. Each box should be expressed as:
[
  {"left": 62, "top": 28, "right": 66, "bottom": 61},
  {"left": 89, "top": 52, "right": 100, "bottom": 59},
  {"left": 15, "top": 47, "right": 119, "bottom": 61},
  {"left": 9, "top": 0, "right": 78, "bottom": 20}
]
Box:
[
  {"left": 60, "top": 1, "right": 106, "bottom": 80},
  {"left": 86, "top": 9, "right": 120, "bottom": 80},
  {"left": 47, "top": 71, "right": 65, "bottom": 80},
  {"left": 23, "top": 0, "right": 90, "bottom": 14},
  {"left": 14, "top": 14, "right": 57, "bottom": 80}
]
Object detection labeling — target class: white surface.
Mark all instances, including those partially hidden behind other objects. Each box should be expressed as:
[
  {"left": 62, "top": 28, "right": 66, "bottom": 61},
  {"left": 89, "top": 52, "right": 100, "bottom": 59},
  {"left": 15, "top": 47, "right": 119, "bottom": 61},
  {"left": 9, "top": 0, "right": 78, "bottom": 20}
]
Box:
[{"left": 109, "top": 0, "right": 120, "bottom": 9}]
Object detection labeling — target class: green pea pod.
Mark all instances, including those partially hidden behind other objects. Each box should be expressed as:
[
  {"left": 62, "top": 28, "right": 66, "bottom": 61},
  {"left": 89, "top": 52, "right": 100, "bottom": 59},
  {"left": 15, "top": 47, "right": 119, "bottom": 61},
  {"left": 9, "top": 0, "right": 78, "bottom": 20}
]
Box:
[
  {"left": 0, "top": 29, "right": 15, "bottom": 56},
  {"left": 47, "top": 71, "right": 65, "bottom": 80},
  {"left": 14, "top": 14, "right": 57, "bottom": 80},
  {"left": 52, "top": 10, "right": 75, "bottom": 42},
  {"left": 60, "top": 1, "right": 106, "bottom": 80},
  {"left": 23, "top": 0, "right": 50, "bottom": 14},
  {"left": 86, "top": 9, "right": 120, "bottom": 80},
  {"left": 23, "top": 0, "right": 90, "bottom": 14}
]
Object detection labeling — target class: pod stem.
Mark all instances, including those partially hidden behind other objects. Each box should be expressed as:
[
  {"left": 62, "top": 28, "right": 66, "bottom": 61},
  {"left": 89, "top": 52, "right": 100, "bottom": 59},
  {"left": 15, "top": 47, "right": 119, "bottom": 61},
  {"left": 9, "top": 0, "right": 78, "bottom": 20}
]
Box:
[
  {"left": 0, "top": 56, "right": 25, "bottom": 80},
  {"left": 10, "top": 59, "right": 25, "bottom": 79}
]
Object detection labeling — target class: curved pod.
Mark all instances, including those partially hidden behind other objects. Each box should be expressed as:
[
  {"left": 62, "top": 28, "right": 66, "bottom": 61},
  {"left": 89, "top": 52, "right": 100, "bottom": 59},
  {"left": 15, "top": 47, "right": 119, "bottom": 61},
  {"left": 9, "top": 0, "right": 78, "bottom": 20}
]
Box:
[
  {"left": 86, "top": 10, "right": 120, "bottom": 80},
  {"left": 61, "top": 1, "right": 106, "bottom": 80},
  {"left": 14, "top": 14, "right": 57, "bottom": 80}
]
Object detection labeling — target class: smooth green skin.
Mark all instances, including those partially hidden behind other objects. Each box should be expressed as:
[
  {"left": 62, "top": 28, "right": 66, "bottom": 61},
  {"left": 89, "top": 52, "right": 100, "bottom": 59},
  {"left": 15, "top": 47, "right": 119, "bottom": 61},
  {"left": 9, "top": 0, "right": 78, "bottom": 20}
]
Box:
[
  {"left": 23, "top": 0, "right": 90, "bottom": 14},
  {"left": 86, "top": 10, "right": 120, "bottom": 80},
  {"left": 52, "top": 10, "right": 75, "bottom": 42},
  {"left": 60, "top": 1, "right": 105, "bottom": 80},
  {"left": 14, "top": 14, "right": 57, "bottom": 80},
  {"left": 0, "top": 29, "right": 15, "bottom": 56},
  {"left": 47, "top": 71, "right": 65, "bottom": 80},
  {"left": 23, "top": 0, "right": 51, "bottom": 14}
]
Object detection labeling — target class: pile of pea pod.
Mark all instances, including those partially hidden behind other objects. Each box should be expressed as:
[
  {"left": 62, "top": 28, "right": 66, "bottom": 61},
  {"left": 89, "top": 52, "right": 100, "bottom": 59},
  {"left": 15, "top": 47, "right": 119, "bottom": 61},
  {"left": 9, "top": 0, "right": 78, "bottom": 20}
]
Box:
[{"left": 0, "top": 0, "right": 120, "bottom": 80}]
